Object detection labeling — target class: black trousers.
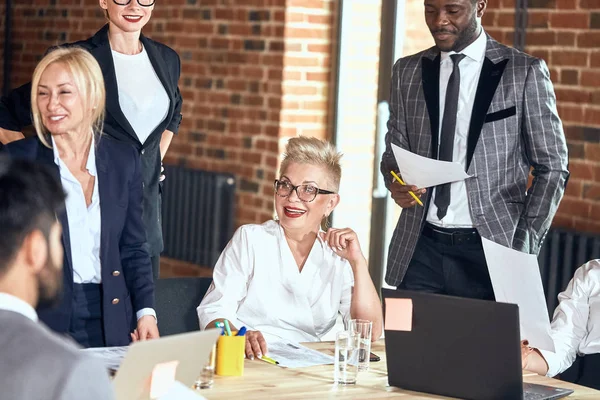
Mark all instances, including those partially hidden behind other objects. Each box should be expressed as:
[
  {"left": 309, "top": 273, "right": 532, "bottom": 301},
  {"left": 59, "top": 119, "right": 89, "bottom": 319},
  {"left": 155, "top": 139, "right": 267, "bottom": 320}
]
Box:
[
  {"left": 69, "top": 283, "right": 106, "bottom": 348},
  {"left": 398, "top": 224, "right": 495, "bottom": 300},
  {"left": 151, "top": 255, "right": 160, "bottom": 281}
]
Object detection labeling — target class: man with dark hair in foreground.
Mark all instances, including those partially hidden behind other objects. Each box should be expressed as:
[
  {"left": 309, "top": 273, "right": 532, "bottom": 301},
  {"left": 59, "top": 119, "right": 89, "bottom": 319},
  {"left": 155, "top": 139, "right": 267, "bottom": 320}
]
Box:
[{"left": 0, "top": 156, "right": 114, "bottom": 400}]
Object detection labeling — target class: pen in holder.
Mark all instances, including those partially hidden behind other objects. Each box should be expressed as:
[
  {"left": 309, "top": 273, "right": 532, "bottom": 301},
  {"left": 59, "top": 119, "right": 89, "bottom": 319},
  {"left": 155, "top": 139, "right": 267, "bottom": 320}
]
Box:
[{"left": 215, "top": 331, "right": 245, "bottom": 376}]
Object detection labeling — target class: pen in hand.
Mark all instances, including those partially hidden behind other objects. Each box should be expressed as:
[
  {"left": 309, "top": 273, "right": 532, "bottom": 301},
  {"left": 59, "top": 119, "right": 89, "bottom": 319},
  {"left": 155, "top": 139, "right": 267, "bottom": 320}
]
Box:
[{"left": 390, "top": 171, "right": 424, "bottom": 207}]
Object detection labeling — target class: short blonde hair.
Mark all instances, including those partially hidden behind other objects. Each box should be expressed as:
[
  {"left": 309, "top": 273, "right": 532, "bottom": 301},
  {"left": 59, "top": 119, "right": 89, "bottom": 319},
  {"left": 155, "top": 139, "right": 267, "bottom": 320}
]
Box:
[
  {"left": 279, "top": 136, "right": 342, "bottom": 192},
  {"left": 31, "top": 47, "right": 105, "bottom": 148}
]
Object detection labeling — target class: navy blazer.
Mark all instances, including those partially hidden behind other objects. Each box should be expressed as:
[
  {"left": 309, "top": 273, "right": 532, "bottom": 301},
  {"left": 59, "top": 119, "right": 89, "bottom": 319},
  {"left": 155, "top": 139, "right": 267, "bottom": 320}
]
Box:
[
  {"left": 0, "top": 25, "right": 183, "bottom": 256},
  {"left": 3, "top": 136, "right": 154, "bottom": 346}
]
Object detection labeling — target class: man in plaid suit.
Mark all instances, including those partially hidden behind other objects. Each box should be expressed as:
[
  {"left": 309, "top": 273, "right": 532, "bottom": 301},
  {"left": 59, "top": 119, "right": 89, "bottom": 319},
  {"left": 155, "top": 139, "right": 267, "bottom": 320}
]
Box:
[{"left": 380, "top": 0, "right": 569, "bottom": 299}]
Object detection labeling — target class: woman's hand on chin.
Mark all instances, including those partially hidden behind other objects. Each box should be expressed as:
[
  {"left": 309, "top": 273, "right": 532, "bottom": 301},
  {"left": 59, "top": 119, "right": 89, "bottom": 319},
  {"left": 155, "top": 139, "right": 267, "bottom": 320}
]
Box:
[
  {"left": 320, "top": 228, "right": 366, "bottom": 266},
  {"left": 245, "top": 330, "right": 268, "bottom": 360}
]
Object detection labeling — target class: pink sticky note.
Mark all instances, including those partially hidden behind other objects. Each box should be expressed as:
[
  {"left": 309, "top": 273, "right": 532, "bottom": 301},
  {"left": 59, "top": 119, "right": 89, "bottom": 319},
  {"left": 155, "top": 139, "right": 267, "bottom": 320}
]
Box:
[
  {"left": 384, "top": 298, "right": 413, "bottom": 331},
  {"left": 149, "top": 360, "right": 179, "bottom": 399}
]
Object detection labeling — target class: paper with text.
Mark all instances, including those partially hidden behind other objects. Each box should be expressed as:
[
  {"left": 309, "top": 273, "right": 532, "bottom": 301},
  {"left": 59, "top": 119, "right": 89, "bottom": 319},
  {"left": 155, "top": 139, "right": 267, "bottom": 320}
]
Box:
[
  {"left": 482, "top": 237, "right": 555, "bottom": 352},
  {"left": 391, "top": 143, "right": 471, "bottom": 188},
  {"left": 82, "top": 346, "right": 128, "bottom": 371},
  {"left": 384, "top": 298, "right": 413, "bottom": 331},
  {"left": 266, "top": 340, "right": 335, "bottom": 368}
]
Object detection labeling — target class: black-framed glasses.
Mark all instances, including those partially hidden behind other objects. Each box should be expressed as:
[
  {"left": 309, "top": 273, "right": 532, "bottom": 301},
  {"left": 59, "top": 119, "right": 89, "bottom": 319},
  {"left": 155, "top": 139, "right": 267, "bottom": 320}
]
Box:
[
  {"left": 274, "top": 179, "right": 336, "bottom": 203},
  {"left": 113, "top": 0, "right": 155, "bottom": 7}
]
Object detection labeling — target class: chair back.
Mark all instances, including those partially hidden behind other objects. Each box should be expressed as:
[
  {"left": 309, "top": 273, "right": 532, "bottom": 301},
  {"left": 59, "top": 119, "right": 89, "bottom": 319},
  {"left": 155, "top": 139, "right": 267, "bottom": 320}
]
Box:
[{"left": 155, "top": 277, "right": 213, "bottom": 336}]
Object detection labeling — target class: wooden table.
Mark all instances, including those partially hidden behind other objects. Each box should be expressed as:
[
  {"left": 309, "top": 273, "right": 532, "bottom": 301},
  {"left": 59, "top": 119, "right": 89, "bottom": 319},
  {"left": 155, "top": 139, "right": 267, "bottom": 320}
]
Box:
[{"left": 201, "top": 341, "right": 600, "bottom": 399}]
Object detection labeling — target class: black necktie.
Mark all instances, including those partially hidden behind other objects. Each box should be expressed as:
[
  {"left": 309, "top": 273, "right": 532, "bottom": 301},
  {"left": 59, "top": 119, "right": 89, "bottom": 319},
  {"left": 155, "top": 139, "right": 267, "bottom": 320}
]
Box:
[{"left": 435, "top": 53, "right": 466, "bottom": 220}]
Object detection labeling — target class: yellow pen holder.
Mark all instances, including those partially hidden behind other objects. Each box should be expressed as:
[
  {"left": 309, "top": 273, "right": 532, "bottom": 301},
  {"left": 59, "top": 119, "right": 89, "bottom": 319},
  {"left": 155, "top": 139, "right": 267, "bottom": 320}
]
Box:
[{"left": 215, "top": 332, "right": 245, "bottom": 376}]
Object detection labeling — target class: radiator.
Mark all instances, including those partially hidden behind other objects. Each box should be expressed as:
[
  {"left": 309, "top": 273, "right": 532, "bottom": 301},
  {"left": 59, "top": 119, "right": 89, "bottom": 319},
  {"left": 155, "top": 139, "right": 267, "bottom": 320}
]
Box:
[
  {"left": 161, "top": 166, "right": 236, "bottom": 268},
  {"left": 538, "top": 228, "right": 600, "bottom": 315}
]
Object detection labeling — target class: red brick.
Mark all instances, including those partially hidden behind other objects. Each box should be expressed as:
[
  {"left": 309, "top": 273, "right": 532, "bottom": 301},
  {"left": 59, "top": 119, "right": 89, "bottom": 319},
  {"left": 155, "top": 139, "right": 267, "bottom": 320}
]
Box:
[
  {"left": 581, "top": 71, "right": 600, "bottom": 87},
  {"left": 527, "top": 31, "right": 556, "bottom": 46},
  {"left": 557, "top": 198, "right": 591, "bottom": 218},
  {"left": 570, "top": 160, "right": 595, "bottom": 181},
  {"left": 580, "top": 0, "right": 600, "bottom": 7},
  {"left": 583, "top": 183, "right": 600, "bottom": 201},
  {"left": 592, "top": 52, "right": 600, "bottom": 68},
  {"left": 584, "top": 108, "right": 600, "bottom": 125},
  {"left": 552, "top": 50, "right": 588, "bottom": 66},
  {"left": 577, "top": 32, "right": 600, "bottom": 48},
  {"left": 551, "top": 214, "right": 575, "bottom": 230},
  {"left": 556, "top": 32, "right": 576, "bottom": 47},
  {"left": 550, "top": 13, "right": 589, "bottom": 29},
  {"left": 572, "top": 217, "right": 600, "bottom": 234},
  {"left": 554, "top": 88, "right": 591, "bottom": 103},
  {"left": 557, "top": 0, "right": 578, "bottom": 7},
  {"left": 558, "top": 104, "right": 584, "bottom": 122},
  {"left": 564, "top": 179, "right": 583, "bottom": 197},
  {"left": 585, "top": 143, "right": 600, "bottom": 161}
]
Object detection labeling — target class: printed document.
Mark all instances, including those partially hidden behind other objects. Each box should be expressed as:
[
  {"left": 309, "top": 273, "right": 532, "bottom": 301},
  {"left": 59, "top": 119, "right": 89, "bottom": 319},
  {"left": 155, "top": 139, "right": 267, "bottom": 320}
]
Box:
[
  {"left": 391, "top": 143, "right": 470, "bottom": 188},
  {"left": 482, "top": 237, "right": 555, "bottom": 352},
  {"left": 266, "top": 340, "right": 335, "bottom": 368}
]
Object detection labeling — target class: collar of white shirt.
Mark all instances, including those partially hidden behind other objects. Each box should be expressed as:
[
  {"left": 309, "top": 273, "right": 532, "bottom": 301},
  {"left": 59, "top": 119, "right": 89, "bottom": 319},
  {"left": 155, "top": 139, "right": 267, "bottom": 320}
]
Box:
[
  {"left": 0, "top": 292, "right": 38, "bottom": 322},
  {"left": 51, "top": 135, "right": 98, "bottom": 178},
  {"left": 440, "top": 28, "right": 487, "bottom": 65}
]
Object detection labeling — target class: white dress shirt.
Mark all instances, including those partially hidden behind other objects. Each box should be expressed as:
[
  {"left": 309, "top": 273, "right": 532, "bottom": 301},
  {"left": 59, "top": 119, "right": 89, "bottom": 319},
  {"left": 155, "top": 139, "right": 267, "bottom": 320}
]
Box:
[
  {"left": 112, "top": 45, "right": 169, "bottom": 145},
  {"left": 540, "top": 259, "right": 600, "bottom": 377},
  {"left": 426, "top": 29, "right": 487, "bottom": 228},
  {"left": 52, "top": 136, "right": 102, "bottom": 284},
  {"left": 0, "top": 293, "right": 38, "bottom": 322},
  {"left": 197, "top": 220, "right": 355, "bottom": 343},
  {"left": 52, "top": 137, "right": 155, "bottom": 321}
]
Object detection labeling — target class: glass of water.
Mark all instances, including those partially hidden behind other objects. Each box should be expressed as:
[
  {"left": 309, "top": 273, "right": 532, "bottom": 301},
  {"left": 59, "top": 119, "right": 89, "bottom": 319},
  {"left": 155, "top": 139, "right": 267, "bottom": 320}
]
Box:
[
  {"left": 349, "top": 319, "right": 373, "bottom": 372},
  {"left": 194, "top": 344, "right": 216, "bottom": 389},
  {"left": 334, "top": 331, "right": 360, "bottom": 384}
]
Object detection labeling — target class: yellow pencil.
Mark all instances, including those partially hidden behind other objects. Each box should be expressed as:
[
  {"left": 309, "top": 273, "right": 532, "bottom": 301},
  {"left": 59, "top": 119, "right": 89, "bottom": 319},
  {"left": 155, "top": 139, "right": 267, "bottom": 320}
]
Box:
[
  {"left": 259, "top": 355, "right": 279, "bottom": 365},
  {"left": 390, "top": 171, "right": 424, "bottom": 207}
]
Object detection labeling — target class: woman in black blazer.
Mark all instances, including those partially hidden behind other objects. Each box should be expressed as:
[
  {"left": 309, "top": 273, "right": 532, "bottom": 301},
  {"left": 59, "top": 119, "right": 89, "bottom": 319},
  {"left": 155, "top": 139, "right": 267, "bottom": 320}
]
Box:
[
  {"left": 0, "top": 0, "right": 182, "bottom": 280},
  {"left": 3, "top": 47, "right": 158, "bottom": 347}
]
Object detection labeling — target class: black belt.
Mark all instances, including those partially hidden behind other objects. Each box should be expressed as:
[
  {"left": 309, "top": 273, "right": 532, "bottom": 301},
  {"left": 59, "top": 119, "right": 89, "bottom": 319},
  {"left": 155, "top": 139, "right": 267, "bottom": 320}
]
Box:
[{"left": 422, "top": 223, "right": 480, "bottom": 246}]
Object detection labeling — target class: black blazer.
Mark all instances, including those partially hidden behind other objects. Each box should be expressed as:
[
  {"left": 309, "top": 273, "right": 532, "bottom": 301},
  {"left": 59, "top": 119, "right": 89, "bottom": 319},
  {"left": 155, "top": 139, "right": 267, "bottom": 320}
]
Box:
[
  {"left": 3, "top": 136, "right": 155, "bottom": 347},
  {"left": 0, "top": 25, "right": 183, "bottom": 256}
]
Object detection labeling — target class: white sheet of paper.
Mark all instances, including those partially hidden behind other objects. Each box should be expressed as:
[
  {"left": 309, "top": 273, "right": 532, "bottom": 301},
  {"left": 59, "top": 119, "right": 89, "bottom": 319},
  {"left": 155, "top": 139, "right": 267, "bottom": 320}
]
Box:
[
  {"left": 481, "top": 237, "right": 555, "bottom": 352},
  {"left": 158, "top": 381, "right": 206, "bottom": 400},
  {"left": 82, "top": 346, "right": 129, "bottom": 371},
  {"left": 391, "top": 144, "right": 471, "bottom": 188},
  {"left": 266, "top": 340, "right": 335, "bottom": 368}
]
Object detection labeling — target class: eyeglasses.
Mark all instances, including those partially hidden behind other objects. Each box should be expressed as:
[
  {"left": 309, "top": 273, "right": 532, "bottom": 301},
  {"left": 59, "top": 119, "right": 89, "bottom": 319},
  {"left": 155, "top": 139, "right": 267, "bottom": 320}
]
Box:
[
  {"left": 274, "top": 179, "right": 336, "bottom": 203},
  {"left": 113, "top": 0, "right": 155, "bottom": 7}
]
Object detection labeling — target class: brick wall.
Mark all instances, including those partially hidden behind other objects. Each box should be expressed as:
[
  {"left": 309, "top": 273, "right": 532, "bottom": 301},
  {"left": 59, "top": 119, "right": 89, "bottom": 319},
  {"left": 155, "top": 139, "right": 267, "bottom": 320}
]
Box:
[{"left": 523, "top": 1, "right": 600, "bottom": 234}]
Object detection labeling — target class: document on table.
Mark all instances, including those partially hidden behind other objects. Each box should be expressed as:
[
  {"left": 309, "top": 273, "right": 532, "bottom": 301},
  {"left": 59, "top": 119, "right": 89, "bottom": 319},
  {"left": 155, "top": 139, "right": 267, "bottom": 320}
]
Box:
[
  {"left": 391, "top": 143, "right": 471, "bottom": 188},
  {"left": 481, "top": 237, "right": 555, "bottom": 352},
  {"left": 82, "top": 346, "right": 129, "bottom": 371},
  {"left": 266, "top": 340, "right": 335, "bottom": 368}
]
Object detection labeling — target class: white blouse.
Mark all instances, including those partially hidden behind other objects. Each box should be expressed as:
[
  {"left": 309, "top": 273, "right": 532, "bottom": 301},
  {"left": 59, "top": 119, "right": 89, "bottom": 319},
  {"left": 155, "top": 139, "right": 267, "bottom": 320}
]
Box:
[
  {"left": 197, "top": 220, "right": 354, "bottom": 343},
  {"left": 540, "top": 259, "right": 600, "bottom": 377}
]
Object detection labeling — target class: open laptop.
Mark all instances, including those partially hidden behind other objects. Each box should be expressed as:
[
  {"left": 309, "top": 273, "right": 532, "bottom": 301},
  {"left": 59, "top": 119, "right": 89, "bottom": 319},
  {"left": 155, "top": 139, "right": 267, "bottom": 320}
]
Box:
[
  {"left": 112, "top": 329, "right": 221, "bottom": 400},
  {"left": 382, "top": 289, "right": 573, "bottom": 400}
]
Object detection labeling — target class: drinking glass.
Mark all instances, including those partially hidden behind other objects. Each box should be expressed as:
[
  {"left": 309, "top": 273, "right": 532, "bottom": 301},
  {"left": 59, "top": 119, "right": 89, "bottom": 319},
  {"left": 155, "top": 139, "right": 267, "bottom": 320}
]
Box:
[
  {"left": 349, "top": 319, "right": 373, "bottom": 372},
  {"left": 334, "top": 331, "right": 360, "bottom": 384},
  {"left": 194, "top": 344, "right": 216, "bottom": 389}
]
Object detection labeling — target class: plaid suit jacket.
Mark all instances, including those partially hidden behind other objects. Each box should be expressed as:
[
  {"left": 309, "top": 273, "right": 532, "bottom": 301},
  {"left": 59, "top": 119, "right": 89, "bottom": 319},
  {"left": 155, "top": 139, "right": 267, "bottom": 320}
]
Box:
[{"left": 380, "top": 35, "right": 569, "bottom": 287}]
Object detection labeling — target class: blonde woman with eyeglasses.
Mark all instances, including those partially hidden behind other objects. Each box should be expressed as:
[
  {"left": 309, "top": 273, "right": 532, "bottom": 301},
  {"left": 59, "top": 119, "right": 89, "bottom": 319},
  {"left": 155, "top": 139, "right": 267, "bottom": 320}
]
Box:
[
  {"left": 0, "top": 0, "right": 181, "bottom": 281},
  {"left": 197, "top": 136, "right": 382, "bottom": 360}
]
